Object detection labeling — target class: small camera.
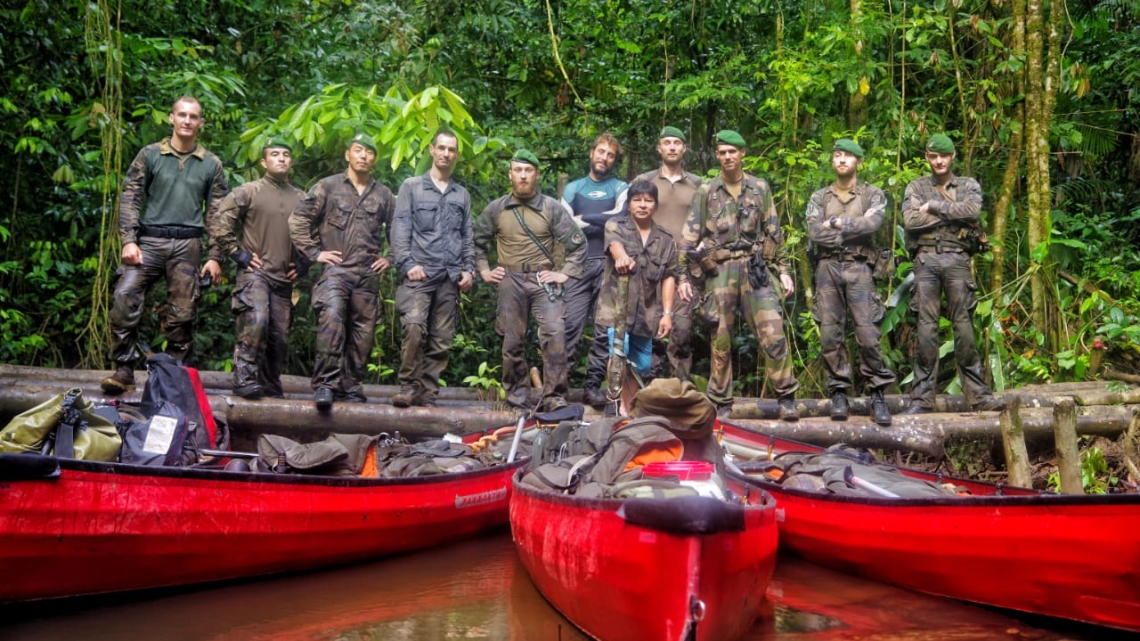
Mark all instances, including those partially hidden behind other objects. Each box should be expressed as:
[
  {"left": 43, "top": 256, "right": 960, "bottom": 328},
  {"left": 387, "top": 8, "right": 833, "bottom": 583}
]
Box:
[{"left": 199, "top": 274, "right": 213, "bottom": 289}]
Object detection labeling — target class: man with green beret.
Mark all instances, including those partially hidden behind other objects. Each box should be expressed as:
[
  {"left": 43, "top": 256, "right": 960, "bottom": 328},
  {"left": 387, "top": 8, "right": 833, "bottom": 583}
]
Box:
[
  {"left": 101, "top": 96, "right": 228, "bottom": 394},
  {"left": 677, "top": 129, "right": 800, "bottom": 420},
  {"left": 805, "top": 137, "right": 894, "bottom": 425},
  {"left": 559, "top": 132, "right": 628, "bottom": 407},
  {"left": 474, "top": 150, "right": 588, "bottom": 411},
  {"left": 389, "top": 131, "right": 475, "bottom": 408},
  {"left": 902, "top": 133, "right": 1004, "bottom": 414},
  {"left": 634, "top": 126, "right": 704, "bottom": 383},
  {"left": 289, "top": 133, "right": 395, "bottom": 409},
  {"left": 209, "top": 137, "right": 306, "bottom": 399}
]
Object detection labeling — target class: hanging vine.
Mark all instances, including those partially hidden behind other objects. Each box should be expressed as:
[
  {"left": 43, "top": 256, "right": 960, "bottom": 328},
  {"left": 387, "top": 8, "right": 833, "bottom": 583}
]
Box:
[{"left": 79, "top": 0, "right": 124, "bottom": 367}]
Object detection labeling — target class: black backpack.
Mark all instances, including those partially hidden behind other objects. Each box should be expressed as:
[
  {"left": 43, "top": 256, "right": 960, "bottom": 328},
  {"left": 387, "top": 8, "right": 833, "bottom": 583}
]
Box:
[
  {"left": 132, "top": 353, "right": 212, "bottom": 465},
  {"left": 118, "top": 400, "right": 190, "bottom": 466}
]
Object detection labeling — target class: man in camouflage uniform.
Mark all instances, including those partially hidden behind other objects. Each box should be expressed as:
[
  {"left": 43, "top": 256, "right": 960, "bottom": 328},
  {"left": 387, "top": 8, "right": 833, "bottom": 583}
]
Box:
[
  {"left": 806, "top": 138, "right": 894, "bottom": 426},
  {"left": 560, "top": 133, "right": 628, "bottom": 407},
  {"left": 209, "top": 138, "right": 304, "bottom": 399},
  {"left": 289, "top": 134, "right": 395, "bottom": 409},
  {"left": 390, "top": 131, "right": 475, "bottom": 408},
  {"left": 101, "top": 95, "right": 228, "bottom": 394},
  {"left": 901, "top": 133, "right": 1004, "bottom": 414},
  {"left": 634, "top": 126, "right": 703, "bottom": 382},
  {"left": 677, "top": 130, "right": 799, "bottom": 420},
  {"left": 474, "top": 150, "right": 587, "bottom": 411}
]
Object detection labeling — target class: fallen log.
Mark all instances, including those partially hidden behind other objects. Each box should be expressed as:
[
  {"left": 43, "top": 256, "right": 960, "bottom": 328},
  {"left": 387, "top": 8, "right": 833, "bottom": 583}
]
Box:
[
  {"left": 0, "top": 382, "right": 519, "bottom": 443},
  {"left": 727, "top": 404, "right": 1137, "bottom": 457}
]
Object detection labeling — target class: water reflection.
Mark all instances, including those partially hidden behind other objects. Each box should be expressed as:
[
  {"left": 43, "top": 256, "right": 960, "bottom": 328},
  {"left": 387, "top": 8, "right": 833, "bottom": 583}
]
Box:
[{"left": 0, "top": 530, "right": 1123, "bottom": 641}]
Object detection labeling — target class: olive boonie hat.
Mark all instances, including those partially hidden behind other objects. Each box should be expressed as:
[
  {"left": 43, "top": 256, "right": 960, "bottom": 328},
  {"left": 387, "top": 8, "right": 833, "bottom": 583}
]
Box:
[
  {"left": 832, "top": 138, "right": 864, "bottom": 158},
  {"left": 511, "top": 149, "right": 540, "bottom": 168},
  {"left": 659, "top": 126, "right": 686, "bottom": 143},
  {"left": 349, "top": 133, "right": 377, "bottom": 154},
  {"left": 715, "top": 129, "right": 747, "bottom": 148},
  {"left": 925, "top": 133, "right": 955, "bottom": 155}
]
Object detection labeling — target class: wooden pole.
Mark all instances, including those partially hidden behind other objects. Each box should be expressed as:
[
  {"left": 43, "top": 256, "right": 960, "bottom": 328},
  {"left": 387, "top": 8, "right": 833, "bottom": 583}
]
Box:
[
  {"left": 1053, "top": 397, "right": 1084, "bottom": 494},
  {"left": 1000, "top": 396, "right": 1033, "bottom": 488}
]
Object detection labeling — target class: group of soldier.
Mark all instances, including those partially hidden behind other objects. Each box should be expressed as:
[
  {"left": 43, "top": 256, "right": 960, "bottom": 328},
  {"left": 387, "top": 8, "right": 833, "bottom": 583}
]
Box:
[{"left": 100, "top": 94, "right": 1006, "bottom": 424}]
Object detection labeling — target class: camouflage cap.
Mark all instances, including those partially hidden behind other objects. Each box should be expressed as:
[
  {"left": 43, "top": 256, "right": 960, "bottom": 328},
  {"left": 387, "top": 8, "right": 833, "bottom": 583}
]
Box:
[
  {"left": 511, "top": 149, "right": 540, "bottom": 168},
  {"left": 349, "top": 133, "right": 378, "bottom": 154},
  {"left": 715, "top": 129, "right": 747, "bottom": 148},
  {"left": 925, "top": 133, "right": 955, "bottom": 155},
  {"left": 832, "top": 138, "right": 864, "bottom": 158},
  {"left": 659, "top": 126, "right": 686, "bottom": 142},
  {"left": 261, "top": 137, "right": 292, "bottom": 153}
]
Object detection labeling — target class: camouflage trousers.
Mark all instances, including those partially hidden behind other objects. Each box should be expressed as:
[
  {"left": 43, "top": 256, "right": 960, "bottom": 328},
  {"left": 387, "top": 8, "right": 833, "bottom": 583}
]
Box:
[
  {"left": 653, "top": 291, "right": 698, "bottom": 381},
  {"left": 311, "top": 265, "right": 380, "bottom": 396},
  {"left": 813, "top": 258, "right": 895, "bottom": 394},
  {"left": 909, "top": 250, "right": 995, "bottom": 409},
  {"left": 562, "top": 256, "right": 605, "bottom": 362},
  {"left": 108, "top": 236, "right": 201, "bottom": 366},
  {"left": 231, "top": 270, "right": 292, "bottom": 396},
  {"left": 395, "top": 272, "right": 459, "bottom": 403},
  {"left": 496, "top": 271, "right": 568, "bottom": 410},
  {"left": 704, "top": 257, "right": 798, "bottom": 406}
]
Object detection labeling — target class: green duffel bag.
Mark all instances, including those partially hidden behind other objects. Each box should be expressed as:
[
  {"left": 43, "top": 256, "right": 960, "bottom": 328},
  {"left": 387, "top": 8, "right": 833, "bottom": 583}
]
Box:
[{"left": 0, "top": 388, "right": 122, "bottom": 462}]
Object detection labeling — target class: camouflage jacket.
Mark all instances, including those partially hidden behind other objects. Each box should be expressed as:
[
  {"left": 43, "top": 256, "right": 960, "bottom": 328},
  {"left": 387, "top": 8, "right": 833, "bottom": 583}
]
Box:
[
  {"left": 595, "top": 215, "right": 682, "bottom": 336},
  {"left": 209, "top": 174, "right": 305, "bottom": 284},
  {"left": 902, "top": 174, "right": 982, "bottom": 238},
  {"left": 473, "top": 192, "right": 587, "bottom": 278},
  {"left": 805, "top": 180, "right": 887, "bottom": 251},
  {"left": 680, "top": 173, "right": 789, "bottom": 279},
  {"left": 289, "top": 172, "right": 395, "bottom": 271},
  {"left": 119, "top": 137, "right": 228, "bottom": 246}
]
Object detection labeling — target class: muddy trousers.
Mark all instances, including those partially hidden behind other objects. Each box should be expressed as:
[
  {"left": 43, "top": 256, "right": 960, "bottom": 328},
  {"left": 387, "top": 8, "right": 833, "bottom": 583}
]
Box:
[
  {"left": 232, "top": 270, "right": 292, "bottom": 396},
  {"left": 310, "top": 265, "right": 380, "bottom": 396},
  {"left": 496, "top": 272, "right": 569, "bottom": 409},
  {"left": 108, "top": 236, "right": 201, "bottom": 366},
  {"left": 395, "top": 273, "right": 459, "bottom": 403},
  {"left": 908, "top": 250, "right": 995, "bottom": 409},
  {"left": 813, "top": 258, "right": 895, "bottom": 394}
]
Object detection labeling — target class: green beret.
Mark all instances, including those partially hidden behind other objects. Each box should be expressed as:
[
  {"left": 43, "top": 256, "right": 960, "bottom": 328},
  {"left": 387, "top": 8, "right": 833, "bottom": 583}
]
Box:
[
  {"left": 349, "top": 133, "right": 377, "bottom": 154},
  {"left": 261, "top": 137, "right": 292, "bottom": 154},
  {"left": 715, "top": 129, "right": 747, "bottom": 148},
  {"left": 511, "top": 149, "right": 540, "bottom": 168},
  {"left": 832, "top": 138, "right": 864, "bottom": 158},
  {"left": 659, "top": 126, "right": 686, "bottom": 143},
  {"left": 926, "top": 133, "right": 955, "bottom": 155}
]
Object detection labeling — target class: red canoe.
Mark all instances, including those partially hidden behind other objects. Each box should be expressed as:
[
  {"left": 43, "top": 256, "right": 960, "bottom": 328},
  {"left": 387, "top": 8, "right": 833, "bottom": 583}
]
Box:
[
  {"left": 0, "top": 446, "right": 525, "bottom": 602},
  {"left": 509, "top": 469, "right": 778, "bottom": 641},
  {"left": 719, "top": 420, "right": 1140, "bottom": 633}
]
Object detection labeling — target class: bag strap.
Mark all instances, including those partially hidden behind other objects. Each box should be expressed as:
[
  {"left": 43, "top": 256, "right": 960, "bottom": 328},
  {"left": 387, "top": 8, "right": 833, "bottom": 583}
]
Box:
[
  {"left": 53, "top": 390, "right": 83, "bottom": 459},
  {"left": 510, "top": 205, "right": 556, "bottom": 266}
]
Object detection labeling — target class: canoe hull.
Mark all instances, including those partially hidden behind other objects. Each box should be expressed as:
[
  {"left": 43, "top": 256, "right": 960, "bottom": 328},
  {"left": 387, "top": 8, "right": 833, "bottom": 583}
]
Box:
[
  {"left": 510, "top": 472, "right": 778, "bottom": 641},
  {"left": 721, "top": 422, "right": 1140, "bottom": 633},
  {"left": 0, "top": 455, "right": 523, "bottom": 602}
]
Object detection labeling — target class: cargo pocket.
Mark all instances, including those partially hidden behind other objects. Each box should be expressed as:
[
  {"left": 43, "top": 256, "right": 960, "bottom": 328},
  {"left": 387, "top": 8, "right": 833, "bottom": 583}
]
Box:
[
  {"left": 414, "top": 203, "right": 437, "bottom": 232},
  {"left": 231, "top": 277, "right": 255, "bottom": 314}
]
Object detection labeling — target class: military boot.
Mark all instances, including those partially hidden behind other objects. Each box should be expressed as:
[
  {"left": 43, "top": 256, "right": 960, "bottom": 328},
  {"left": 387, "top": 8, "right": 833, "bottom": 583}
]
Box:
[
  {"left": 870, "top": 388, "right": 892, "bottom": 426},
  {"left": 391, "top": 387, "right": 416, "bottom": 408},
  {"left": 100, "top": 366, "right": 135, "bottom": 394},
  {"left": 830, "top": 391, "right": 849, "bottom": 421}
]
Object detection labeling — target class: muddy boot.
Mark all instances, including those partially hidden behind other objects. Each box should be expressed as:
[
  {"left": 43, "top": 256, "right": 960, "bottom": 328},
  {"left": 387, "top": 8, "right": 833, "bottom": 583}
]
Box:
[
  {"left": 100, "top": 366, "right": 135, "bottom": 394},
  {"left": 391, "top": 387, "right": 416, "bottom": 408},
  {"left": 830, "top": 391, "right": 849, "bottom": 421},
  {"left": 778, "top": 395, "right": 799, "bottom": 422},
  {"left": 870, "top": 388, "right": 892, "bottom": 426}
]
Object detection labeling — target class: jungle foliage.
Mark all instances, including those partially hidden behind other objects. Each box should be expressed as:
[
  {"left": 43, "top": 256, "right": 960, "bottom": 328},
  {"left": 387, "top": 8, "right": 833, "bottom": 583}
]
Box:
[{"left": 1, "top": 0, "right": 1139, "bottom": 398}]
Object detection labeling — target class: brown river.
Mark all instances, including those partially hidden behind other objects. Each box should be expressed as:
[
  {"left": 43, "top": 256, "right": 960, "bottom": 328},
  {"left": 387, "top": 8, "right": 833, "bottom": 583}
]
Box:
[{"left": 0, "top": 530, "right": 1126, "bottom": 641}]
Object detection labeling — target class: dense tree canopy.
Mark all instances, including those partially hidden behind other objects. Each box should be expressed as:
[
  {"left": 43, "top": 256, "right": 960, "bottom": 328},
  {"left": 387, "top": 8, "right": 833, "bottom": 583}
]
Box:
[{"left": 1, "top": 0, "right": 1138, "bottom": 398}]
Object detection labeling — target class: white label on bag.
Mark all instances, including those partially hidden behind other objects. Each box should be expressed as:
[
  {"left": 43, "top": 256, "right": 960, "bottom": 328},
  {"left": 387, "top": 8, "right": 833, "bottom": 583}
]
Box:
[{"left": 143, "top": 415, "right": 179, "bottom": 454}]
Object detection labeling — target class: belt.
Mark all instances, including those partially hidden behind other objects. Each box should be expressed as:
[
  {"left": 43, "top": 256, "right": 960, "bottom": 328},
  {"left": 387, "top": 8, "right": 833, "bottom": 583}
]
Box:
[
  {"left": 139, "top": 225, "right": 202, "bottom": 239},
  {"left": 916, "top": 245, "right": 965, "bottom": 254},
  {"left": 500, "top": 262, "right": 553, "bottom": 273}
]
